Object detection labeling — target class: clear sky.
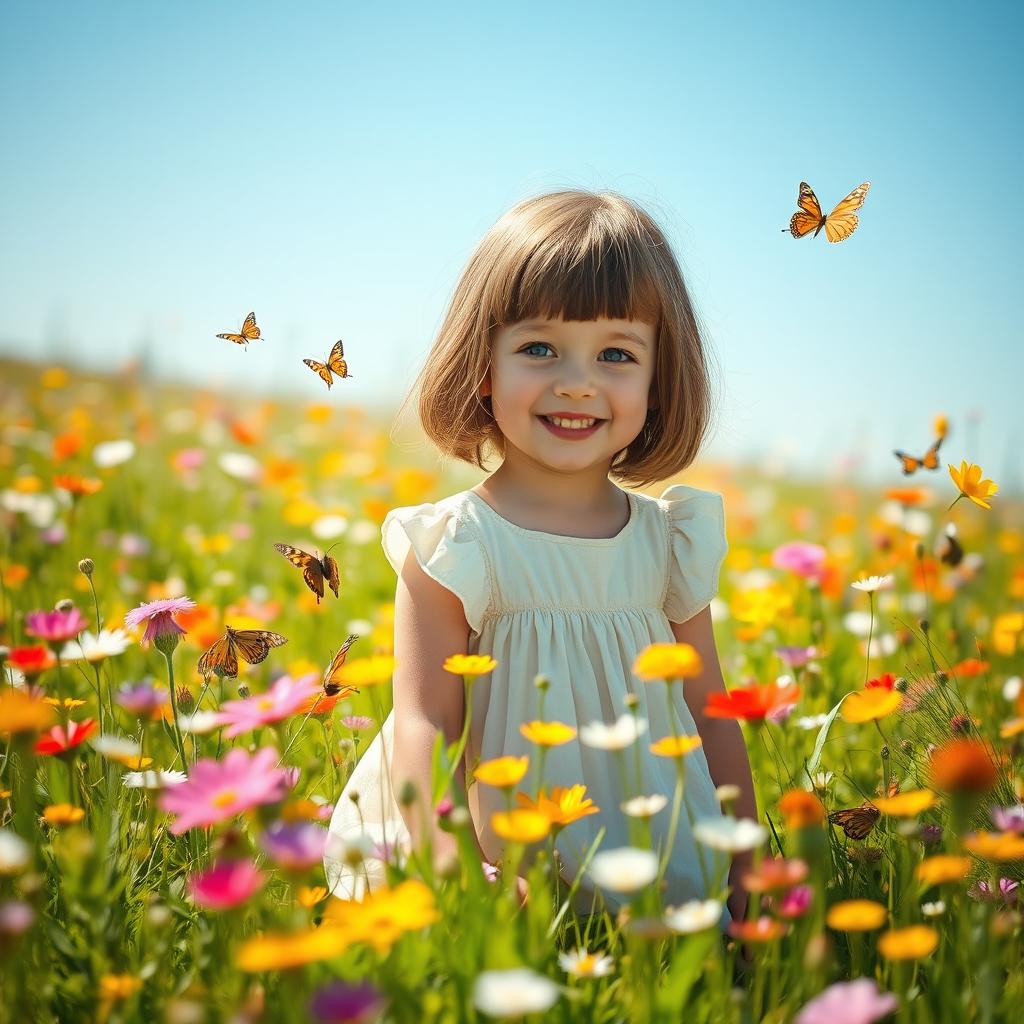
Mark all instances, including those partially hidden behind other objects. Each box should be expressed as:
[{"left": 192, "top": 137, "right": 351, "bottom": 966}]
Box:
[{"left": 1, "top": 1, "right": 1020, "bottom": 488}]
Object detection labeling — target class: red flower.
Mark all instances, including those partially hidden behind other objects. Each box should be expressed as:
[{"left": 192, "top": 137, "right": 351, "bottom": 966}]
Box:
[
  {"left": 705, "top": 683, "right": 801, "bottom": 722},
  {"left": 866, "top": 672, "right": 896, "bottom": 691},
  {"left": 7, "top": 645, "right": 56, "bottom": 678},
  {"left": 35, "top": 718, "right": 97, "bottom": 756},
  {"left": 950, "top": 658, "right": 990, "bottom": 679}
]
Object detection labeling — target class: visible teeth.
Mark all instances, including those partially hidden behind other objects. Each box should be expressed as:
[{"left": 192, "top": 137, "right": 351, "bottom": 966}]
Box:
[{"left": 548, "top": 416, "right": 597, "bottom": 429}]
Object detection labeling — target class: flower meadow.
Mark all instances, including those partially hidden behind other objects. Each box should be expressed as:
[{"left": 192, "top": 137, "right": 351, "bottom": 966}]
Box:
[{"left": 1, "top": 360, "right": 1023, "bottom": 1023}]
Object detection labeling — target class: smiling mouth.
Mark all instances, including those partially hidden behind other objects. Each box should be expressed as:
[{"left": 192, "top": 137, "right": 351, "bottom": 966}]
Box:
[{"left": 538, "top": 415, "right": 605, "bottom": 430}]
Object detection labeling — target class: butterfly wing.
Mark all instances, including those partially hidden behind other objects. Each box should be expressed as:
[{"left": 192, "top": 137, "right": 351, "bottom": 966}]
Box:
[
  {"left": 921, "top": 437, "right": 943, "bottom": 470},
  {"left": 197, "top": 632, "right": 239, "bottom": 678},
  {"left": 327, "top": 340, "right": 350, "bottom": 378},
  {"left": 829, "top": 803, "right": 880, "bottom": 840},
  {"left": 216, "top": 332, "right": 247, "bottom": 346},
  {"left": 275, "top": 542, "right": 325, "bottom": 602},
  {"left": 303, "top": 358, "right": 334, "bottom": 389},
  {"left": 241, "top": 312, "right": 261, "bottom": 341},
  {"left": 788, "top": 182, "right": 824, "bottom": 238},
  {"left": 323, "top": 553, "right": 341, "bottom": 598},
  {"left": 893, "top": 450, "right": 922, "bottom": 476},
  {"left": 824, "top": 182, "right": 871, "bottom": 243},
  {"left": 228, "top": 626, "right": 289, "bottom": 666},
  {"left": 323, "top": 633, "right": 360, "bottom": 695}
]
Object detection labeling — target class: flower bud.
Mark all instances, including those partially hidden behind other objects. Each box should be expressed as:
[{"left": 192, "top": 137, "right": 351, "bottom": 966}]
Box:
[
  {"left": 236, "top": 683, "right": 250, "bottom": 699},
  {"left": 894, "top": 676, "right": 908, "bottom": 692},
  {"left": 900, "top": 739, "right": 914, "bottom": 755},
  {"left": 55, "top": 599, "right": 75, "bottom": 613},
  {"left": 449, "top": 806, "right": 471, "bottom": 829},
  {"left": 347, "top": 789, "right": 360, "bottom": 805},
  {"left": 920, "top": 618, "right": 930, "bottom": 634},
  {"left": 78, "top": 558, "right": 95, "bottom": 578},
  {"left": 880, "top": 745, "right": 890, "bottom": 759},
  {"left": 935, "top": 671, "right": 949, "bottom": 686},
  {"left": 623, "top": 692, "right": 640, "bottom": 710},
  {"left": 154, "top": 630, "right": 181, "bottom": 657},
  {"left": 176, "top": 686, "right": 195, "bottom": 714}
]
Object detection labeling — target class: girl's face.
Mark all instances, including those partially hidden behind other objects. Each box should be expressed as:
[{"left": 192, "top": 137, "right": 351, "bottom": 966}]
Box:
[{"left": 485, "top": 315, "right": 657, "bottom": 478}]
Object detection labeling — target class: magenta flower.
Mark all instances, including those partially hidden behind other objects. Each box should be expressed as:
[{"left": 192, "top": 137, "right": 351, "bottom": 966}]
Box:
[
  {"left": 775, "top": 645, "right": 818, "bottom": 669},
  {"left": 968, "top": 878, "right": 1020, "bottom": 904},
  {"left": 309, "top": 981, "right": 387, "bottom": 1024},
  {"left": 771, "top": 541, "right": 827, "bottom": 581},
  {"left": 777, "top": 884, "right": 814, "bottom": 919},
  {"left": 990, "top": 804, "right": 1024, "bottom": 833},
  {"left": 188, "top": 859, "right": 266, "bottom": 910},
  {"left": 25, "top": 606, "right": 88, "bottom": 646},
  {"left": 124, "top": 597, "right": 196, "bottom": 644},
  {"left": 259, "top": 822, "right": 330, "bottom": 870},
  {"left": 117, "top": 681, "right": 171, "bottom": 717},
  {"left": 795, "top": 979, "right": 898, "bottom": 1024},
  {"left": 157, "top": 747, "right": 292, "bottom": 834},
  {"left": 215, "top": 673, "right": 321, "bottom": 738}
]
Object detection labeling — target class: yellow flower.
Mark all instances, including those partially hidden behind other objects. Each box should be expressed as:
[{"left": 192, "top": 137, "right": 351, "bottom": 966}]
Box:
[
  {"left": 649, "top": 735, "right": 703, "bottom": 759},
  {"left": 443, "top": 654, "right": 498, "bottom": 677},
  {"left": 98, "top": 974, "right": 142, "bottom": 1002},
  {"left": 840, "top": 688, "right": 903, "bottom": 724},
  {"left": 297, "top": 886, "right": 329, "bottom": 908},
  {"left": 999, "top": 718, "right": 1024, "bottom": 739},
  {"left": 948, "top": 461, "right": 998, "bottom": 510},
  {"left": 491, "top": 809, "right": 551, "bottom": 843},
  {"left": 474, "top": 755, "right": 529, "bottom": 788},
  {"left": 42, "top": 803, "right": 85, "bottom": 826},
  {"left": 992, "top": 612, "right": 1024, "bottom": 657},
  {"left": 237, "top": 925, "right": 351, "bottom": 971},
  {"left": 0, "top": 689, "right": 56, "bottom": 735},
  {"left": 878, "top": 925, "right": 939, "bottom": 960},
  {"left": 871, "top": 789, "right": 937, "bottom": 816},
  {"left": 633, "top": 643, "right": 704, "bottom": 681},
  {"left": 962, "top": 830, "right": 1024, "bottom": 862},
  {"left": 330, "top": 655, "right": 396, "bottom": 688},
  {"left": 519, "top": 720, "right": 577, "bottom": 746},
  {"left": 826, "top": 899, "right": 888, "bottom": 932},
  {"left": 915, "top": 855, "right": 972, "bottom": 885},
  {"left": 516, "top": 785, "right": 600, "bottom": 829},
  {"left": 42, "top": 697, "right": 87, "bottom": 710},
  {"left": 321, "top": 879, "right": 439, "bottom": 954}
]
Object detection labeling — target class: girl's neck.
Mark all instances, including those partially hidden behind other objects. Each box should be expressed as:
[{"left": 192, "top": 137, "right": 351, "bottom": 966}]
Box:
[{"left": 474, "top": 461, "right": 626, "bottom": 522}]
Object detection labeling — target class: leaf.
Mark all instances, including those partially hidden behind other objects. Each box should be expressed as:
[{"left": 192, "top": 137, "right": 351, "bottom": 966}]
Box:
[{"left": 803, "top": 693, "right": 849, "bottom": 786}]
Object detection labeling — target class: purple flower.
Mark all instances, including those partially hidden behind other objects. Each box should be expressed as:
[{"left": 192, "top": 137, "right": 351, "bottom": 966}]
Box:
[
  {"left": 25, "top": 607, "right": 88, "bottom": 645},
  {"left": 117, "top": 680, "right": 170, "bottom": 717},
  {"left": 969, "top": 878, "right": 1020, "bottom": 904},
  {"left": 0, "top": 900, "right": 35, "bottom": 937},
  {"left": 771, "top": 541, "right": 827, "bottom": 581},
  {"left": 989, "top": 804, "right": 1024, "bottom": 833},
  {"left": 918, "top": 824, "right": 943, "bottom": 846},
  {"left": 775, "top": 645, "right": 818, "bottom": 669},
  {"left": 795, "top": 979, "right": 898, "bottom": 1024},
  {"left": 766, "top": 701, "right": 798, "bottom": 725},
  {"left": 309, "top": 981, "right": 387, "bottom": 1024},
  {"left": 259, "top": 822, "right": 329, "bottom": 870},
  {"left": 124, "top": 597, "right": 196, "bottom": 644}
]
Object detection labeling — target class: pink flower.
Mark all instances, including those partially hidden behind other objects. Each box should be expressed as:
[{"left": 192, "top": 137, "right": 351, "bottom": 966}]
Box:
[
  {"left": 775, "top": 645, "right": 818, "bottom": 669},
  {"left": 795, "top": 979, "right": 898, "bottom": 1024},
  {"left": 777, "top": 884, "right": 814, "bottom": 919},
  {"left": 771, "top": 541, "right": 827, "bottom": 581},
  {"left": 341, "top": 715, "right": 374, "bottom": 732},
  {"left": 124, "top": 597, "right": 197, "bottom": 644},
  {"left": 25, "top": 607, "right": 88, "bottom": 645},
  {"left": 158, "top": 747, "right": 292, "bottom": 834},
  {"left": 215, "top": 673, "right": 321, "bottom": 738},
  {"left": 188, "top": 859, "right": 265, "bottom": 910}
]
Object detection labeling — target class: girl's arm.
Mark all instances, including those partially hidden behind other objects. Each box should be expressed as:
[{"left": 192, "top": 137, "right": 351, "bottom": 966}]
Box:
[
  {"left": 390, "top": 549, "right": 490, "bottom": 870},
  {"left": 670, "top": 605, "right": 757, "bottom": 923}
]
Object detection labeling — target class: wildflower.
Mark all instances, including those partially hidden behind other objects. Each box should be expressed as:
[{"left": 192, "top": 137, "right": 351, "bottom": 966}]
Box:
[
  {"left": 122, "top": 769, "right": 187, "bottom": 790},
  {"left": 341, "top": 715, "right": 374, "bottom": 732},
  {"left": 0, "top": 831, "right": 31, "bottom": 874},
  {"left": 633, "top": 642, "right": 704, "bottom": 681},
  {"left": 779, "top": 790, "right": 826, "bottom": 828},
  {"left": 519, "top": 720, "right": 577, "bottom": 746},
  {"left": 962, "top": 830, "right": 1024, "bottom": 862},
  {"left": 5, "top": 645, "right": 56, "bottom": 678},
  {"left": 25, "top": 606, "right": 88, "bottom": 646},
  {"left": 948, "top": 460, "right": 998, "bottom": 510},
  {"left": 826, "top": 900, "right": 887, "bottom": 931},
  {"left": 871, "top": 789, "right": 937, "bottom": 816},
  {"left": 259, "top": 822, "right": 330, "bottom": 870},
  {"left": 474, "top": 755, "right": 528, "bottom": 788},
  {"left": 237, "top": 925, "right": 351, "bottom": 971},
  {"left": 705, "top": 682, "right": 801, "bottom": 721},
  {"left": 558, "top": 948, "right": 615, "bottom": 978},
  {"left": 157, "top": 747, "right": 292, "bottom": 833},
  {"left": 93, "top": 439, "right": 136, "bottom": 467},
  {"left": 915, "top": 855, "right": 971, "bottom": 885},
  {"left": 742, "top": 856, "right": 809, "bottom": 893},
  {"left": 0, "top": 900, "right": 35, "bottom": 937},
  {"left": 42, "top": 804, "right": 85, "bottom": 826},
  {"left": 929, "top": 738, "right": 999, "bottom": 793},
  {"left": 320, "top": 879, "right": 439, "bottom": 954},
  {"left": 116, "top": 681, "right": 171, "bottom": 718},
  {"left": 588, "top": 847, "right": 660, "bottom": 892},
  {"left": 794, "top": 979, "right": 897, "bottom": 1024},
  {"left": 91, "top": 734, "right": 146, "bottom": 766},
  {"left": 515, "top": 785, "right": 599, "bottom": 830},
  {"left": 473, "top": 968, "right": 560, "bottom": 1018},
  {"left": 579, "top": 714, "right": 648, "bottom": 750},
  {"left": 841, "top": 688, "right": 902, "bottom": 724},
  {"left": 649, "top": 734, "right": 703, "bottom": 758},
  {"left": 329, "top": 655, "right": 396, "bottom": 688},
  {"left": 297, "top": 886, "right": 328, "bottom": 908},
  {"left": 35, "top": 718, "right": 97, "bottom": 756},
  {"left": 951, "top": 657, "right": 990, "bottom": 678},
  {"left": 53, "top": 474, "right": 103, "bottom": 497},
  {"left": 865, "top": 672, "right": 896, "bottom": 690},
  {"left": 490, "top": 809, "right": 550, "bottom": 843},
  {"left": 308, "top": 982, "right": 388, "bottom": 1024},
  {"left": 177, "top": 711, "right": 223, "bottom": 734},
  {"left": 443, "top": 653, "right": 497, "bottom": 677},
  {"left": 124, "top": 596, "right": 197, "bottom": 650},
  {"left": 215, "top": 673, "right": 321, "bottom": 738},
  {"left": 778, "top": 885, "right": 814, "bottom": 919},
  {"left": 694, "top": 816, "right": 768, "bottom": 852},
  {"left": 877, "top": 925, "right": 938, "bottom": 960},
  {"left": 98, "top": 974, "right": 142, "bottom": 1004},
  {"left": 795, "top": 713, "right": 830, "bottom": 730},
  {"left": 989, "top": 804, "right": 1024, "bottom": 833},
  {"left": 188, "top": 859, "right": 266, "bottom": 910},
  {"left": 775, "top": 645, "right": 818, "bottom": 668},
  {"left": 771, "top": 541, "right": 827, "bottom": 580},
  {"left": 921, "top": 900, "right": 946, "bottom": 917},
  {"left": 621, "top": 794, "right": 668, "bottom": 818},
  {"left": 727, "top": 917, "right": 787, "bottom": 942},
  {"left": 664, "top": 899, "right": 723, "bottom": 933},
  {"left": 715, "top": 783, "right": 742, "bottom": 804},
  {"left": 850, "top": 575, "right": 895, "bottom": 593},
  {"left": 968, "top": 877, "right": 1020, "bottom": 903},
  {"left": 0, "top": 688, "right": 56, "bottom": 735},
  {"left": 59, "top": 629, "right": 133, "bottom": 663}
]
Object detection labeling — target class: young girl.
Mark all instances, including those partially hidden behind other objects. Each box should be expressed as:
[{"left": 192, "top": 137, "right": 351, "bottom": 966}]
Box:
[{"left": 324, "top": 189, "right": 756, "bottom": 925}]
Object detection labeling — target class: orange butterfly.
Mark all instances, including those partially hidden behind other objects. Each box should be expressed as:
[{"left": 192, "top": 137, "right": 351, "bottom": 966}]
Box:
[
  {"left": 217, "top": 311, "right": 262, "bottom": 349},
  {"left": 784, "top": 182, "right": 871, "bottom": 243},
  {"left": 274, "top": 542, "right": 340, "bottom": 604},
  {"left": 893, "top": 436, "right": 943, "bottom": 475},
  {"left": 828, "top": 779, "right": 899, "bottom": 841},
  {"left": 303, "top": 340, "right": 354, "bottom": 389},
  {"left": 197, "top": 625, "right": 288, "bottom": 678},
  {"left": 322, "top": 634, "right": 361, "bottom": 697}
]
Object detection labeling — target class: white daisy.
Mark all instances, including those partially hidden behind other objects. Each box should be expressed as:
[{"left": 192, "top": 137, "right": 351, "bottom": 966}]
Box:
[
  {"left": 0, "top": 829, "right": 31, "bottom": 873},
  {"left": 93, "top": 439, "right": 136, "bottom": 468},
  {"left": 664, "top": 898, "right": 724, "bottom": 934},
  {"left": 1002, "top": 676, "right": 1022, "bottom": 702},
  {"left": 714, "top": 784, "right": 741, "bottom": 804},
  {"left": 122, "top": 769, "right": 187, "bottom": 790},
  {"left": 588, "top": 847, "right": 659, "bottom": 893},
  {"left": 850, "top": 574, "right": 895, "bottom": 594},
  {"left": 472, "top": 968, "right": 561, "bottom": 1017},
  {"left": 579, "top": 714, "right": 648, "bottom": 750},
  {"left": 620, "top": 794, "right": 668, "bottom": 818},
  {"left": 557, "top": 948, "right": 614, "bottom": 978},
  {"left": 921, "top": 900, "right": 946, "bottom": 917},
  {"left": 91, "top": 735, "right": 142, "bottom": 760},
  {"left": 694, "top": 816, "right": 767, "bottom": 853},
  {"left": 795, "top": 713, "right": 830, "bottom": 731},
  {"left": 177, "top": 711, "right": 223, "bottom": 735},
  {"left": 60, "top": 628, "right": 133, "bottom": 663},
  {"left": 218, "top": 452, "right": 261, "bottom": 482}
]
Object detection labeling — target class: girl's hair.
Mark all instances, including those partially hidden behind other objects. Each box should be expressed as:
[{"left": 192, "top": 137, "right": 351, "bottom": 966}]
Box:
[{"left": 405, "top": 189, "right": 718, "bottom": 488}]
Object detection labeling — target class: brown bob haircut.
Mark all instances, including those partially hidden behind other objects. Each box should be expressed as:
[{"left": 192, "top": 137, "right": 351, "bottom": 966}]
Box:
[{"left": 405, "top": 189, "right": 719, "bottom": 489}]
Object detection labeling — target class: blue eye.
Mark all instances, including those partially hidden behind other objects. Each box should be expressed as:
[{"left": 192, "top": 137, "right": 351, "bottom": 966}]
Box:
[{"left": 520, "top": 343, "right": 635, "bottom": 363}]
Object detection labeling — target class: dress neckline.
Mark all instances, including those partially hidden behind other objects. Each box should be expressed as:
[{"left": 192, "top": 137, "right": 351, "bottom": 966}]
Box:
[{"left": 463, "top": 488, "right": 639, "bottom": 546}]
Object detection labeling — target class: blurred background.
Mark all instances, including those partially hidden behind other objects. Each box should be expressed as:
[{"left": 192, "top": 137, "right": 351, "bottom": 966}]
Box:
[{"left": 1, "top": 0, "right": 1020, "bottom": 491}]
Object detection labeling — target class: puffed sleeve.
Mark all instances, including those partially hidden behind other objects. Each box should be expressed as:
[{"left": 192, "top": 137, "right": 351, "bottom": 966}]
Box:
[
  {"left": 381, "top": 500, "right": 491, "bottom": 635},
  {"left": 661, "top": 484, "right": 728, "bottom": 624}
]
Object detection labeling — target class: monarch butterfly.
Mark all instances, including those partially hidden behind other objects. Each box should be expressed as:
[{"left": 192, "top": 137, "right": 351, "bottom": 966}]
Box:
[
  {"left": 828, "top": 779, "right": 900, "bottom": 840},
  {"left": 274, "top": 542, "right": 340, "bottom": 604},
  {"left": 197, "top": 625, "right": 288, "bottom": 678},
  {"left": 216, "top": 311, "right": 262, "bottom": 349},
  {"left": 784, "top": 182, "right": 871, "bottom": 243},
  {"left": 303, "top": 340, "right": 354, "bottom": 389},
  {"left": 893, "top": 436, "right": 943, "bottom": 475},
  {"left": 322, "top": 634, "right": 361, "bottom": 697}
]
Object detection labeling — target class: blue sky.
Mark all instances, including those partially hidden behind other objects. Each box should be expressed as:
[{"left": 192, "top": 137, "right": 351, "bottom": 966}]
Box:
[{"left": 1, "top": 1, "right": 1020, "bottom": 488}]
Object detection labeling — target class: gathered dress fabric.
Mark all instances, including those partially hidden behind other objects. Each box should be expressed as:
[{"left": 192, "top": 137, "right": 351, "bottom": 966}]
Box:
[{"left": 324, "top": 484, "right": 730, "bottom": 918}]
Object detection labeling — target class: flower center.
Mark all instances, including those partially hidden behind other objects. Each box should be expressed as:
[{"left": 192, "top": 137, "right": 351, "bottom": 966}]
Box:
[{"left": 212, "top": 789, "right": 237, "bottom": 808}]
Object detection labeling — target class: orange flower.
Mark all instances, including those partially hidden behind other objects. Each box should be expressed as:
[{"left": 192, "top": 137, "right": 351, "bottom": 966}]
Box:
[
  {"left": 742, "top": 856, "right": 809, "bottom": 893},
  {"left": 491, "top": 809, "right": 550, "bottom": 843},
  {"left": 826, "top": 900, "right": 888, "bottom": 932},
  {"left": 962, "top": 830, "right": 1024, "bottom": 862},
  {"left": 633, "top": 643, "right": 704, "bottom": 681},
  {"left": 727, "top": 917, "right": 788, "bottom": 942},
  {"left": 52, "top": 474, "right": 103, "bottom": 496},
  {"left": 473, "top": 755, "right": 528, "bottom": 788},
  {"left": 0, "top": 688, "right": 56, "bottom": 735},
  {"left": 515, "top": 785, "right": 599, "bottom": 829},
  {"left": 950, "top": 658, "right": 989, "bottom": 678},
  {"left": 42, "top": 803, "right": 85, "bottom": 826},
  {"left": 649, "top": 735, "right": 703, "bottom": 759},
  {"left": 929, "top": 738, "right": 999, "bottom": 793},
  {"left": 779, "top": 789, "right": 826, "bottom": 828},
  {"left": 519, "top": 721, "right": 577, "bottom": 746},
  {"left": 52, "top": 430, "right": 83, "bottom": 461},
  {"left": 705, "top": 683, "right": 800, "bottom": 721},
  {"left": 878, "top": 925, "right": 938, "bottom": 960},
  {"left": 841, "top": 688, "right": 902, "bottom": 724},
  {"left": 915, "top": 855, "right": 971, "bottom": 885}
]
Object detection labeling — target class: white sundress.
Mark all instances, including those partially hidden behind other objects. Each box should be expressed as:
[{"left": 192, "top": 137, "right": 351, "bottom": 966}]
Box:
[{"left": 324, "top": 483, "right": 730, "bottom": 917}]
